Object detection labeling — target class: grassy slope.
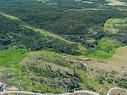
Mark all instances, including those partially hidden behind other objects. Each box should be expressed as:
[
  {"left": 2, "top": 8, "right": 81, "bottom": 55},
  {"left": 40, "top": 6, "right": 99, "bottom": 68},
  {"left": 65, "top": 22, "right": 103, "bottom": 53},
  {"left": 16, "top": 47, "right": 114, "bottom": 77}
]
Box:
[
  {"left": 0, "top": 45, "right": 126, "bottom": 93},
  {"left": 107, "top": 46, "right": 127, "bottom": 67},
  {"left": 86, "top": 37, "right": 120, "bottom": 60},
  {"left": 0, "top": 48, "right": 30, "bottom": 87},
  {"left": 0, "top": 48, "right": 27, "bottom": 66},
  {"left": 0, "top": 48, "right": 103, "bottom": 93},
  {"left": 86, "top": 17, "right": 127, "bottom": 60},
  {"left": 86, "top": 46, "right": 127, "bottom": 94}
]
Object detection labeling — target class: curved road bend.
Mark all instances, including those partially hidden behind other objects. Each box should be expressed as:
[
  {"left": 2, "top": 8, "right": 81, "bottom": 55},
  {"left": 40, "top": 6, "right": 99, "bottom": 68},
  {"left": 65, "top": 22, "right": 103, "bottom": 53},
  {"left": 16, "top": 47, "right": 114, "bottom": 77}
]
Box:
[{"left": 107, "top": 87, "right": 127, "bottom": 95}]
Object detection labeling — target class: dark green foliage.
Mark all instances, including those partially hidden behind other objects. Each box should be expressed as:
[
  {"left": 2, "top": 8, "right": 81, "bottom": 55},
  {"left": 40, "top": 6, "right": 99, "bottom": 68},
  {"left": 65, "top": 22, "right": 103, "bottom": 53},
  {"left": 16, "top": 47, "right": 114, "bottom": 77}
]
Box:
[
  {"left": 116, "top": 78, "right": 127, "bottom": 88},
  {"left": 0, "top": 0, "right": 126, "bottom": 49},
  {"left": 0, "top": 14, "right": 80, "bottom": 55},
  {"left": 97, "top": 75, "right": 105, "bottom": 84}
]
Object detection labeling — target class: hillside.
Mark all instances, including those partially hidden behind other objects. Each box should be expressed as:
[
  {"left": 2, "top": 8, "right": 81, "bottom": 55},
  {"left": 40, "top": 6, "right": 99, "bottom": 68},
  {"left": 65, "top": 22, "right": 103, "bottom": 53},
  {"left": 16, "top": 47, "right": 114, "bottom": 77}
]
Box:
[
  {"left": 0, "top": 0, "right": 127, "bottom": 95},
  {"left": 0, "top": 12, "right": 81, "bottom": 55},
  {"left": 0, "top": 0, "right": 126, "bottom": 56}
]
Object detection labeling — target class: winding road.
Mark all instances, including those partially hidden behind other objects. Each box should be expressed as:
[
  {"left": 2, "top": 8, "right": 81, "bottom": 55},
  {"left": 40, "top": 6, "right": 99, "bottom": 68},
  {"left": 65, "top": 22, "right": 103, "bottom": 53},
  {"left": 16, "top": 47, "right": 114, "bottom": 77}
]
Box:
[
  {"left": 0, "top": 90, "right": 99, "bottom": 95},
  {"left": 0, "top": 87, "right": 127, "bottom": 95}
]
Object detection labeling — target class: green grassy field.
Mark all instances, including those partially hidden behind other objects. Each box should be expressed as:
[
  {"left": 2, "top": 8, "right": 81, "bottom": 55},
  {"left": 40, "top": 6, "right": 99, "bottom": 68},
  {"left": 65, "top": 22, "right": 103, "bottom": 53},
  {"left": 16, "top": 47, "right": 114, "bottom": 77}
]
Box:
[
  {"left": 86, "top": 37, "right": 120, "bottom": 60},
  {"left": 86, "top": 17, "right": 127, "bottom": 60},
  {"left": 0, "top": 48, "right": 27, "bottom": 66},
  {"left": 0, "top": 48, "right": 31, "bottom": 89}
]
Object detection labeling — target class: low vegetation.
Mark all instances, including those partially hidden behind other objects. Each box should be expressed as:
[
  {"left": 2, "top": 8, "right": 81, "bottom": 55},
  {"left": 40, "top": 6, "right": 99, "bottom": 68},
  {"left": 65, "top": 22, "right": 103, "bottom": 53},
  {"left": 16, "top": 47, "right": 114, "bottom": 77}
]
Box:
[
  {"left": 86, "top": 37, "right": 120, "bottom": 60},
  {"left": 21, "top": 50, "right": 103, "bottom": 93}
]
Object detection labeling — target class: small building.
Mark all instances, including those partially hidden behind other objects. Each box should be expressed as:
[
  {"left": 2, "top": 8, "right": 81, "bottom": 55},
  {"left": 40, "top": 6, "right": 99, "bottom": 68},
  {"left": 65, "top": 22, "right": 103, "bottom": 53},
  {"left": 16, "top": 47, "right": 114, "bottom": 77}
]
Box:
[
  {"left": 0, "top": 86, "right": 5, "bottom": 92},
  {"left": 0, "top": 81, "right": 6, "bottom": 92}
]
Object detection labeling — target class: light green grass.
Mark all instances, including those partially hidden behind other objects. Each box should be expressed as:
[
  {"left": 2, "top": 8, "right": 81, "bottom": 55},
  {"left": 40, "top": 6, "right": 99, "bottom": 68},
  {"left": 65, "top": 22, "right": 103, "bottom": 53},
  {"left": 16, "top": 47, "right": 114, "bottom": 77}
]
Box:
[
  {"left": 0, "top": 48, "right": 27, "bottom": 66},
  {"left": 86, "top": 38, "right": 120, "bottom": 60},
  {"left": 22, "top": 25, "right": 51, "bottom": 36},
  {"left": 108, "top": 46, "right": 127, "bottom": 67},
  {"left": 78, "top": 44, "right": 87, "bottom": 54},
  {"left": 0, "top": 12, "right": 20, "bottom": 20},
  {"left": 98, "top": 38, "right": 120, "bottom": 51},
  {"left": 34, "top": 85, "right": 66, "bottom": 93},
  {"left": 0, "top": 48, "right": 31, "bottom": 88}
]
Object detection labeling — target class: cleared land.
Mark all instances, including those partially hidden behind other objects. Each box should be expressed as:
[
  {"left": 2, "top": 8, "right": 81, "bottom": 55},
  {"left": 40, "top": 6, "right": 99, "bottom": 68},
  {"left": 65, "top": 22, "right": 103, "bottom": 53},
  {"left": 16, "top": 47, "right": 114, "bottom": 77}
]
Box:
[{"left": 107, "top": 46, "right": 127, "bottom": 67}]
